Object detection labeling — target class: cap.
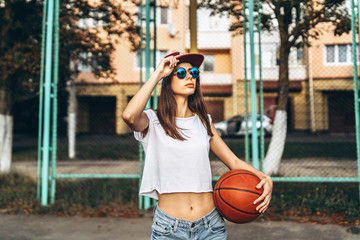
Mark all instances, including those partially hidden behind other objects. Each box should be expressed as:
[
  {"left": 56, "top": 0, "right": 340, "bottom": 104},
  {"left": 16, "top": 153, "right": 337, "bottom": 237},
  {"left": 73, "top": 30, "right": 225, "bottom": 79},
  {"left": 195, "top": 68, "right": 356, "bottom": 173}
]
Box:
[{"left": 164, "top": 52, "right": 204, "bottom": 68}]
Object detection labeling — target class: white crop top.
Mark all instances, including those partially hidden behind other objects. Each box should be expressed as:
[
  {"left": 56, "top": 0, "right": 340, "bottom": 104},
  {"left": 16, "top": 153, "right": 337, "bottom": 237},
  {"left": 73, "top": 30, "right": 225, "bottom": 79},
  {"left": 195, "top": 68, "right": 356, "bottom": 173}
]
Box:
[{"left": 134, "top": 109, "right": 213, "bottom": 200}]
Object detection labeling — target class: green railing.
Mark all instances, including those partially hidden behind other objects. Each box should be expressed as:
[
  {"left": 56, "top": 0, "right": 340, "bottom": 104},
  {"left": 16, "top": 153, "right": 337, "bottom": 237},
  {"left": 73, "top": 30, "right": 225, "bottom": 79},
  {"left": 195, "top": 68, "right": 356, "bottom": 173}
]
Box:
[
  {"left": 37, "top": 0, "right": 157, "bottom": 207},
  {"left": 37, "top": 0, "right": 360, "bottom": 207},
  {"left": 241, "top": 0, "right": 360, "bottom": 202}
]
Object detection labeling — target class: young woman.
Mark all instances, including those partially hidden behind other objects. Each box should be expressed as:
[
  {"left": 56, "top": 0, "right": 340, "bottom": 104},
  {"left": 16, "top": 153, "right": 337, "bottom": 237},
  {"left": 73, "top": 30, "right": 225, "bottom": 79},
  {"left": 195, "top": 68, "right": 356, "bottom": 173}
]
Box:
[{"left": 122, "top": 52, "right": 273, "bottom": 239}]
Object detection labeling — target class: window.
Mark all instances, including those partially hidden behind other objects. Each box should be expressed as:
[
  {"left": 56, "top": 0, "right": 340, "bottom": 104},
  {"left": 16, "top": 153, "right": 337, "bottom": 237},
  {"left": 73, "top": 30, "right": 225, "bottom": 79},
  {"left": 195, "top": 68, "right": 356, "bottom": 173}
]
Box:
[
  {"left": 262, "top": 51, "right": 273, "bottom": 68},
  {"left": 296, "top": 47, "right": 305, "bottom": 65},
  {"left": 201, "top": 55, "right": 215, "bottom": 72},
  {"left": 77, "top": 52, "right": 98, "bottom": 72},
  {"left": 326, "top": 45, "right": 335, "bottom": 63},
  {"left": 338, "top": 44, "right": 347, "bottom": 63},
  {"left": 325, "top": 44, "right": 354, "bottom": 64},
  {"left": 160, "top": 7, "right": 168, "bottom": 25},
  {"left": 137, "top": 6, "right": 169, "bottom": 26}
]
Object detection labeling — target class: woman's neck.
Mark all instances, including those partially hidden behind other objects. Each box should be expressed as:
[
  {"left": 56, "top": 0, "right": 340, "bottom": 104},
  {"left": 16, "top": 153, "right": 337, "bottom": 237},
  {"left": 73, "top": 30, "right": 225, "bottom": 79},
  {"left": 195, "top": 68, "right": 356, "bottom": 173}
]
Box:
[{"left": 175, "top": 96, "right": 193, "bottom": 118}]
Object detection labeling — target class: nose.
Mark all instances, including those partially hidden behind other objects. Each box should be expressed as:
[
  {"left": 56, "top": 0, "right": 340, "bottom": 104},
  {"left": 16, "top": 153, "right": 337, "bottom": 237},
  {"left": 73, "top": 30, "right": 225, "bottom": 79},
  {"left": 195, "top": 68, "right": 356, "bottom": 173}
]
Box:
[{"left": 185, "top": 71, "right": 193, "bottom": 80}]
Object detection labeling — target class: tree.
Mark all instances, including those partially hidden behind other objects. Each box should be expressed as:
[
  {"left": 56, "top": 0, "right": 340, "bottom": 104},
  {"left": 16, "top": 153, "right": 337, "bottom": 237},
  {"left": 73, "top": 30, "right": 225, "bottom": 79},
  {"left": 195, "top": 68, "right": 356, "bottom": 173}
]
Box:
[
  {"left": 0, "top": 0, "right": 139, "bottom": 172},
  {"left": 200, "top": 0, "right": 351, "bottom": 174}
]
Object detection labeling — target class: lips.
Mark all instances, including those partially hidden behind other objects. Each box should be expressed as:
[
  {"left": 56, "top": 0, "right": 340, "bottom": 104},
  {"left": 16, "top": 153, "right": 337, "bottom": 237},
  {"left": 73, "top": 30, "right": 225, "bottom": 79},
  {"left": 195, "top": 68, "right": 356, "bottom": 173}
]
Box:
[{"left": 185, "top": 83, "right": 194, "bottom": 88}]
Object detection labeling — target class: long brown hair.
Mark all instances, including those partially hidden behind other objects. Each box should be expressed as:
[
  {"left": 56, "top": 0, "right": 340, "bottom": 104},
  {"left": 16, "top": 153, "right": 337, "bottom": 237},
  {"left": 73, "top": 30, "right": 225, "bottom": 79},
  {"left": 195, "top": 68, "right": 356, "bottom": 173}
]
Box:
[{"left": 156, "top": 73, "right": 213, "bottom": 141}]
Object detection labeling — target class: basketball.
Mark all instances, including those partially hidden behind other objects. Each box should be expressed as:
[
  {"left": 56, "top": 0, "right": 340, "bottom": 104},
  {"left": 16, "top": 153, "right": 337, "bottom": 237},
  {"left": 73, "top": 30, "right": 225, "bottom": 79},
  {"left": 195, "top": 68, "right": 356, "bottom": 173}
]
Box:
[{"left": 214, "top": 169, "right": 263, "bottom": 224}]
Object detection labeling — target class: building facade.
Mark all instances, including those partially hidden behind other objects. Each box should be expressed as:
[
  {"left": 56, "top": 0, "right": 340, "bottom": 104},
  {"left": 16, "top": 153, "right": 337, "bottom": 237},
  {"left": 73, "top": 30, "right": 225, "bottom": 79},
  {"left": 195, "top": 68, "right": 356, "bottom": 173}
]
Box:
[{"left": 74, "top": 1, "right": 357, "bottom": 135}]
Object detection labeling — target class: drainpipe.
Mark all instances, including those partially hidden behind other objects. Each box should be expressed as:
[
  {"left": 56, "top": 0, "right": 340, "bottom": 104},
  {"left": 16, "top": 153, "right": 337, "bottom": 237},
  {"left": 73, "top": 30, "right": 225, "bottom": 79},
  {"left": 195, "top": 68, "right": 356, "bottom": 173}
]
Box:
[{"left": 189, "top": 0, "right": 198, "bottom": 53}]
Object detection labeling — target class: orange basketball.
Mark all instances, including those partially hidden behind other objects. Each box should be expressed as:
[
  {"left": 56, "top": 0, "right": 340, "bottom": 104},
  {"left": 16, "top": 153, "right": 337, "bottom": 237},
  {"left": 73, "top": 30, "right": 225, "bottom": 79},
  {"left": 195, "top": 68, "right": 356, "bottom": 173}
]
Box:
[{"left": 214, "top": 169, "right": 263, "bottom": 224}]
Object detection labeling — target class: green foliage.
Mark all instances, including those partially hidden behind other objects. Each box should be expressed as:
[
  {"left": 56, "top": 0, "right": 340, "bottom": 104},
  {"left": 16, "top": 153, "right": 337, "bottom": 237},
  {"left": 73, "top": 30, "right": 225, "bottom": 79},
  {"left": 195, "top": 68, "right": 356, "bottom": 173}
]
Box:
[
  {"left": 200, "top": 0, "right": 351, "bottom": 41},
  {"left": 0, "top": 0, "right": 139, "bottom": 112}
]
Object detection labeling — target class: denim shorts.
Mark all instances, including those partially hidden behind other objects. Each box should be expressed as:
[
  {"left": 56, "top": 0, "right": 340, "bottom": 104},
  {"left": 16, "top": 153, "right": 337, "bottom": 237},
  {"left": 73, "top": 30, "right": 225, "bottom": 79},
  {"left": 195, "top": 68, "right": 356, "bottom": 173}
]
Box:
[{"left": 151, "top": 205, "right": 227, "bottom": 240}]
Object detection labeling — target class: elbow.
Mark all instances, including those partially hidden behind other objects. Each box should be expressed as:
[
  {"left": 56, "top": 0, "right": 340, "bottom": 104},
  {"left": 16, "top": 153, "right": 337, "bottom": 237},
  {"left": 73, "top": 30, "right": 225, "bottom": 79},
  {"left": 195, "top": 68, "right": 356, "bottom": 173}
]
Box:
[{"left": 122, "top": 111, "right": 135, "bottom": 125}]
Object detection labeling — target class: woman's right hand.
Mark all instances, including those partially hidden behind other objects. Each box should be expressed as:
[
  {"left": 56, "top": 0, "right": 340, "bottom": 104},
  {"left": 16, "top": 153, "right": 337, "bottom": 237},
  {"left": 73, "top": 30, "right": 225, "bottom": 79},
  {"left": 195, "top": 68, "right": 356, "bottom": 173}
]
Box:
[{"left": 155, "top": 56, "right": 179, "bottom": 80}]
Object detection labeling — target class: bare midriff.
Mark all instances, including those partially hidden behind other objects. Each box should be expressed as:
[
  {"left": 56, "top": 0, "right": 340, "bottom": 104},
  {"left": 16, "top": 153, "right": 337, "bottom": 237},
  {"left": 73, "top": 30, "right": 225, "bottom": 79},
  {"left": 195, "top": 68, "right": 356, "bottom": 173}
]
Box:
[{"left": 158, "top": 192, "right": 215, "bottom": 221}]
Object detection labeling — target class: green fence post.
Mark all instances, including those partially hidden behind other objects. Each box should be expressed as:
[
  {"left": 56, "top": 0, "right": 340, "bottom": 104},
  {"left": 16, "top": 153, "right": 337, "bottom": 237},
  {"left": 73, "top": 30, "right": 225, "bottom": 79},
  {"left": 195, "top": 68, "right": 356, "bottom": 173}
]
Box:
[
  {"left": 153, "top": 0, "right": 158, "bottom": 109},
  {"left": 351, "top": 0, "right": 360, "bottom": 203},
  {"left": 143, "top": 0, "right": 152, "bottom": 211},
  {"left": 138, "top": 0, "right": 144, "bottom": 210},
  {"left": 248, "top": 0, "right": 259, "bottom": 169},
  {"left": 243, "top": 0, "right": 250, "bottom": 164},
  {"left": 37, "top": 0, "right": 48, "bottom": 201},
  {"left": 138, "top": 0, "right": 157, "bottom": 210},
  {"left": 40, "top": 0, "right": 55, "bottom": 206},
  {"left": 50, "top": 0, "right": 60, "bottom": 204},
  {"left": 257, "top": 0, "right": 264, "bottom": 171}
]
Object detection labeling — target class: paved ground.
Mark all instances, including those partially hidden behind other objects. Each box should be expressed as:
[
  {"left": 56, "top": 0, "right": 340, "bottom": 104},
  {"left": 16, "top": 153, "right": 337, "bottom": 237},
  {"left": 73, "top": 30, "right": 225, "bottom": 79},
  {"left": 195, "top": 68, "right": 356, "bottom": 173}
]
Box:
[{"left": 0, "top": 214, "right": 358, "bottom": 240}]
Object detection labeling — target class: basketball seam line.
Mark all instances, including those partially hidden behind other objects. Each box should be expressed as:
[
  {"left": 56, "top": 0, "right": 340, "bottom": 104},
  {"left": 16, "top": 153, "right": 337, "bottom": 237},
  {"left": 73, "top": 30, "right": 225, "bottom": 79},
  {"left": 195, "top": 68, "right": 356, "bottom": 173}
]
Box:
[
  {"left": 217, "top": 192, "right": 260, "bottom": 215},
  {"left": 214, "top": 187, "right": 262, "bottom": 196}
]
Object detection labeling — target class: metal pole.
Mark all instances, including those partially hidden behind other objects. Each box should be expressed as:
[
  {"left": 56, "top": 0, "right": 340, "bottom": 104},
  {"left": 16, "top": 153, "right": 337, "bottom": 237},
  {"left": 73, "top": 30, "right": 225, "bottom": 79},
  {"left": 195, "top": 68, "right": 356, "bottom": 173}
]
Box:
[
  {"left": 138, "top": 0, "right": 145, "bottom": 211},
  {"left": 41, "top": 0, "right": 55, "bottom": 206},
  {"left": 189, "top": 0, "right": 198, "bottom": 53},
  {"left": 143, "top": 0, "right": 152, "bottom": 210},
  {"left": 153, "top": 0, "right": 158, "bottom": 109},
  {"left": 37, "top": 0, "right": 48, "bottom": 201},
  {"left": 248, "top": 0, "right": 259, "bottom": 169},
  {"left": 243, "top": 0, "right": 250, "bottom": 164},
  {"left": 257, "top": 0, "right": 264, "bottom": 171},
  {"left": 351, "top": 0, "right": 360, "bottom": 203},
  {"left": 50, "top": 0, "right": 60, "bottom": 204}
]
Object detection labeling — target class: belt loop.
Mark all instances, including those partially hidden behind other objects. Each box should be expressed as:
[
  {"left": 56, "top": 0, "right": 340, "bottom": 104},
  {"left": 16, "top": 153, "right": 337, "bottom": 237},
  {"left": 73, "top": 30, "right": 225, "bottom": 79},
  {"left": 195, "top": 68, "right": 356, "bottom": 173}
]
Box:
[
  {"left": 203, "top": 215, "right": 209, "bottom": 229},
  {"left": 173, "top": 218, "right": 179, "bottom": 233}
]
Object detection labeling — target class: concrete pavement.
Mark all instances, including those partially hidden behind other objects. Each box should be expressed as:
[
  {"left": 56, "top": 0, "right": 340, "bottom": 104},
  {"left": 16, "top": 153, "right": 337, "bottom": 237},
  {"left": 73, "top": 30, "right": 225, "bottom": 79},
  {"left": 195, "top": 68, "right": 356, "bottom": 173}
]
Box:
[{"left": 0, "top": 213, "right": 358, "bottom": 240}]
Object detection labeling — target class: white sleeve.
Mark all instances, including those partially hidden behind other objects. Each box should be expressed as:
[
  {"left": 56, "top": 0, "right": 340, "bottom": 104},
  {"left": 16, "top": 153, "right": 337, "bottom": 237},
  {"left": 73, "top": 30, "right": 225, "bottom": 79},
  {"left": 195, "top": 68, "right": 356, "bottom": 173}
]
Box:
[{"left": 134, "top": 109, "right": 156, "bottom": 142}]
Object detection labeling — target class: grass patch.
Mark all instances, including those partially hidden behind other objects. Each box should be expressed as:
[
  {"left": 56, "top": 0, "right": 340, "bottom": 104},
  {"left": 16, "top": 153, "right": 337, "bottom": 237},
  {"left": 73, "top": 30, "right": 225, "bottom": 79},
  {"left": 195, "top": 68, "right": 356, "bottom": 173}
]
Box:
[
  {"left": 1, "top": 173, "right": 359, "bottom": 225},
  {"left": 0, "top": 173, "right": 139, "bottom": 217},
  {"left": 266, "top": 182, "right": 360, "bottom": 225},
  {"left": 13, "top": 143, "right": 139, "bottom": 161}
]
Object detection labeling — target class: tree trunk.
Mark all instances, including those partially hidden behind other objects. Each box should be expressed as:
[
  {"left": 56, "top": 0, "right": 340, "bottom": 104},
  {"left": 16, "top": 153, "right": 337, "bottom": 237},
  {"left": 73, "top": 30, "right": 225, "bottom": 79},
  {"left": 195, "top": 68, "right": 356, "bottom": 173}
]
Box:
[
  {"left": 0, "top": 80, "right": 13, "bottom": 173},
  {"left": 263, "top": 28, "right": 290, "bottom": 175},
  {"left": 0, "top": 0, "right": 14, "bottom": 173},
  {"left": 263, "top": 110, "right": 286, "bottom": 175},
  {"left": 68, "top": 81, "right": 77, "bottom": 159}
]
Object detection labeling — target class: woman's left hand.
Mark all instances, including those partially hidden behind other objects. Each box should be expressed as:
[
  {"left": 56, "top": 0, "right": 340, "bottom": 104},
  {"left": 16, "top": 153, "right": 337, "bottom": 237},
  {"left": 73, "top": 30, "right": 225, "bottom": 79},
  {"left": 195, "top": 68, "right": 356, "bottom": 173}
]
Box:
[{"left": 253, "top": 175, "right": 273, "bottom": 213}]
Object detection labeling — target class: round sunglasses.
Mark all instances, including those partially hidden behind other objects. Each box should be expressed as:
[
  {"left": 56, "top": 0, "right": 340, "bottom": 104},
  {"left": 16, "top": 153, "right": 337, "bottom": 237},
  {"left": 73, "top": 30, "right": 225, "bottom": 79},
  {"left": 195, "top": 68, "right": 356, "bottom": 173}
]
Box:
[{"left": 174, "top": 67, "right": 200, "bottom": 79}]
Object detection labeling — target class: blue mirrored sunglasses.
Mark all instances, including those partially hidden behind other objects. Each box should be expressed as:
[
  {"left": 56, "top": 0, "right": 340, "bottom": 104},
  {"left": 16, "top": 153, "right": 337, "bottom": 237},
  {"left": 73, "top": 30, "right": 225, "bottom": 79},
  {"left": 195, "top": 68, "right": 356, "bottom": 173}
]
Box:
[{"left": 174, "top": 67, "right": 200, "bottom": 79}]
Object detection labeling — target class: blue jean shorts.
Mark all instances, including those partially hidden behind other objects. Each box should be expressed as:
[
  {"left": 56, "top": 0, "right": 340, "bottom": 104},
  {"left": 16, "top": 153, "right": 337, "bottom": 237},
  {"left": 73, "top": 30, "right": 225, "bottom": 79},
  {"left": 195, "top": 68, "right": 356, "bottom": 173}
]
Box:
[{"left": 151, "top": 205, "right": 227, "bottom": 240}]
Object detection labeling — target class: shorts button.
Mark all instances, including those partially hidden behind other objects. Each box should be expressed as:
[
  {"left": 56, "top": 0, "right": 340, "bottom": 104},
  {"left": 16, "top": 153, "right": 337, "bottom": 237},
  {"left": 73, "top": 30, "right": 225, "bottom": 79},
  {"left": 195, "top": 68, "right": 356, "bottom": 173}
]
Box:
[{"left": 191, "top": 223, "right": 195, "bottom": 228}]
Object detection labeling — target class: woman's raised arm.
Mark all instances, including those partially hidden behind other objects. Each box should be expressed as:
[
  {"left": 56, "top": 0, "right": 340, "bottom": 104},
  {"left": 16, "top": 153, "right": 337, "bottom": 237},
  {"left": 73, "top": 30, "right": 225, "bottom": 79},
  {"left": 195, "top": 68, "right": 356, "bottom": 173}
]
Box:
[{"left": 122, "top": 56, "right": 178, "bottom": 132}]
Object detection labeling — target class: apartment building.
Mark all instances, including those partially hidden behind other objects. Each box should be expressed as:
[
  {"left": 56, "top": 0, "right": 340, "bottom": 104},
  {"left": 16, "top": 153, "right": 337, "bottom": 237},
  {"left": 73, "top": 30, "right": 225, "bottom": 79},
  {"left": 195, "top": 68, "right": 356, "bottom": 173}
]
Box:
[
  {"left": 74, "top": 1, "right": 356, "bottom": 135},
  {"left": 75, "top": 2, "right": 233, "bottom": 135}
]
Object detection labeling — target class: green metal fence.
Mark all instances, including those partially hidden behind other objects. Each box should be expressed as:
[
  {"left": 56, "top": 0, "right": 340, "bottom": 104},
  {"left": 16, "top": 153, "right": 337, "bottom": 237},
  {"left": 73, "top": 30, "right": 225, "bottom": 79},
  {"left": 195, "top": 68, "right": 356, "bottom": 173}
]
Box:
[
  {"left": 37, "top": 0, "right": 156, "bottom": 207},
  {"left": 31, "top": 0, "right": 360, "bottom": 208}
]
